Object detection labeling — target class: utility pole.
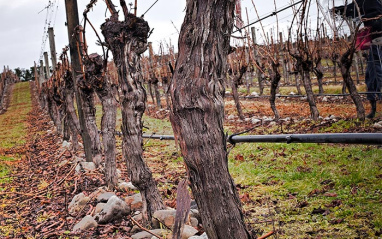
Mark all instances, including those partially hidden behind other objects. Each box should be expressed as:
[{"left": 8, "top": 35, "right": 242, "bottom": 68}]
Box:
[
  {"left": 44, "top": 52, "right": 51, "bottom": 79},
  {"left": 65, "top": 0, "right": 93, "bottom": 162},
  {"left": 48, "top": 27, "right": 57, "bottom": 69}
]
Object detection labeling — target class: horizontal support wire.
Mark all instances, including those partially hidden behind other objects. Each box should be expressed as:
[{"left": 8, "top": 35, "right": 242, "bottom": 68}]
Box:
[
  {"left": 225, "top": 92, "right": 382, "bottom": 99},
  {"left": 136, "top": 133, "right": 382, "bottom": 145}
]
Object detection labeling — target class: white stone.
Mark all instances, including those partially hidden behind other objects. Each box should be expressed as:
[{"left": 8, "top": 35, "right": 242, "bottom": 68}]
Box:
[
  {"left": 152, "top": 209, "right": 176, "bottom": 228},
  {"left": 251, "top": 91, "right": 259, "bottom": 96},
  {"left": 75, "top": 162, "right": 96, "bottom": 174},
  {"left": 95, "top": 203, "right": 106, "bottom": 215},
  {"left": 96, "top": 196, "right": 130, "bottom": 224},
  {"left": 118, "top": 181, "right": 138, "bottom": 191},
  {"left": 189, "top": 232, "right": 209, "bottom": 239},
  {"left": 181, "top": 225, "right": 198, "bottom": 239},
  {"left": 322, "top": 97, "right": 328, "bottom": 102},
  {"left": 68, "top": 193, "right": 90, "bottom": 216},
  {"left": 72, "top": 215, "right": 97, "bottom": 232},
  {"left": 62, "top": 140, "right": 72, "bottom": 150},
  {"left": 227, "top": 114, "right": 235, "bottom": 120},
  {"left": 373, "top": 123, "right": 382, "bottom": 129},
  {"left": 97, "top": 192, "right": 116, "bottom": 203},
  {"left": 251, "top": 118, "right": 261, "bottom": 124},
  {"left": 131, "top": 229, "right": 168, "bottom": 239},
  {"left": 329, "top": 115, "right": 337, "bottom": 120},
  {"left": 289, "top": 91, "right": 296, "bottom": 95}
]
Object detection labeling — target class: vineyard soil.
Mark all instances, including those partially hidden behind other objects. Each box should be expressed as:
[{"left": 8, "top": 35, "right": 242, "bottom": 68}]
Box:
[{"left": 0, "top": 82, "right": 381, "bottom": 238}]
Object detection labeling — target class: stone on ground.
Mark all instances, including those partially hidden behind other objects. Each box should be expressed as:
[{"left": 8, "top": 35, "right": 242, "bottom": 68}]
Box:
[
  {"left": 95, "top": 195, "right": 130, "bottom": 224},
  {"left": 125, "top": 193, "right": 143, "bottom": 210},
  {"left": 75, "top": 162, "right": 96, "bottom": 174},
  {"left": 94, "top": 203, "right": 106, "bottom": 214},
  {"left": 152, "top": 209, "right": 176, "bottom": 228},
  {"left": 181, "top": 225, "right": 199, "bottom": 239},
  {"left": 189, "top": 232, "right": 208, "bottom": 239},
  {"left": 68, "top": 193, "right": 90, "bottom": 216},
  {"left": 118, "top": 181, "right": 137, "bottom": 191},
  {"left": 97, "top": 192, "right": 115, "bottom": 203},
  {"left": 131, "top": 229, "right": 169, "bottom": 239},
  {"left": 72, "top": 215, "right": 98, "bottom": 232}
]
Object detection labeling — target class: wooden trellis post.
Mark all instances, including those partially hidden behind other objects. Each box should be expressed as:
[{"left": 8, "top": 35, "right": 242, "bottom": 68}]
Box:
[{"left": 64, "top": 0, "right": 93, "bottom": 163}]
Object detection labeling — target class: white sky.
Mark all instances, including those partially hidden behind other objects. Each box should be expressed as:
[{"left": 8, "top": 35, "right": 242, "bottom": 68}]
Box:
[{"left": 0, "top": 0, "right": 346, "bottom": 70}]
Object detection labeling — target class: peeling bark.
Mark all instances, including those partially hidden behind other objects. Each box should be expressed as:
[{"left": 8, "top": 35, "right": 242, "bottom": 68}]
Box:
[
  {"left": 313, "top": 57, "right": 324, "bottom": 95},
  {"left": 229, "top": 66, "right": 246, "bottom": 120},
  {"left": 170, "top": 1, "right": 251, "bottom": 238},
  {"left": 84, "top": 53, "right": 118, "bottom": 189},
  {"left": 77, "top": 70, "right": 102, "bottom": 166},
  {"left": 63, "top": 70, "right": 80, "bottom": 150},
  {"left": 302, "top": 68, "right": 320, "bottom": 120},
  {"left": 338, "top": 49, "right": 365, "bottom": 120},
  {"left": 270, "top": 61, "right": 281, "bottom": 120},
  {"left": 101, "top": 9, "right": 164, "bottom": 223}
]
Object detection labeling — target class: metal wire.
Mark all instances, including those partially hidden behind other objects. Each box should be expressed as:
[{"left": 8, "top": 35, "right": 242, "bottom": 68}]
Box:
[
  {"left": 141, "top": 0, "right": 160, "bottom": 18},
  {"left": 138, "top": 133, "right": 382, "bottom": 145}
]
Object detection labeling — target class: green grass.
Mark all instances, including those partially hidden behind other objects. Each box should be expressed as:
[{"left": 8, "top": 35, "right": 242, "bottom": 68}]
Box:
[
  {"left": 91, "top": 87, "right": 381, "bottom": 238},
  {"left": 0, "top": 82, "right": 32, "bottom": 149},
  {"left": 0, "top": 82, "right": 32, "bottom": 185},
  {"left": 128, "top": 111, "right": 381, "bottom": 238},
  {"left": 228, "top": 142, "right": 382, "bottom": 238}
]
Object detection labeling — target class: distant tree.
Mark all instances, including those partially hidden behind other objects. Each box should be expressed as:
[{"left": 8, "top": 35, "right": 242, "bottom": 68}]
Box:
[
  {"left": 24, "top": 69, "right": 32, "bottom": 81},
  {"left": 14, "top": 68, "right": 23, "bottom": 79}
]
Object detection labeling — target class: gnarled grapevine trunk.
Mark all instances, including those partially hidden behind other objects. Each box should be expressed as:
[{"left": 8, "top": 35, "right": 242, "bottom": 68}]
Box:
[
  {"left": 46, "top": 83, "right": 62, "bottom": 134},
  {"left": 270, "top": 61, "right": 281, "bottom": 120},
  {"left": 293, "top": 58, "right": 320, "bottom": 121},
  {"left": 301, "top": 65, "right": 320, "bottom": 120},
  {"left": 229, "top": 66, "right": 246, "bottom": 120},
  {"left": 170, "top": 1, "right": 251, "bottom": 238},
  {"left": 84, "top": 53, "right": 118, "bottom": 189},
  {"left": 77, "top": 73, "right": 102, "bottom": 166},
  {"left": 101, "top": 5, "right": 164, "bottom": 223},
  {"left": 313, "top": 57, "right": 324, "bottom": 95},
  {"left": 339, "top": 49, "right": 365, "bottom": 120},
  {"left": 63, "top": 70, "right": 80, "bottom": 150}
]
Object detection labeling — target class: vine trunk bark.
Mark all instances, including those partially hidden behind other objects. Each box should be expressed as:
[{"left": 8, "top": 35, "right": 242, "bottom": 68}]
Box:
[
  {"left": 169, "top": 1, "right": 251, "bottom": 238},
  {"left": 101, "top": 8, "right": 165, "bottom": 223}
]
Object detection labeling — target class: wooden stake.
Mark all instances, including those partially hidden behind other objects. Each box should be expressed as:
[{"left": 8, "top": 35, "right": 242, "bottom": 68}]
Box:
[
  {"left": 64, "top": 0, "right": 93, "bottom": 163},
  {"left": 48, "top": 27, "right": 57, "bottom": 69},
  {"left": 44, "top": 52, "right": 51, "bottom": 79}
]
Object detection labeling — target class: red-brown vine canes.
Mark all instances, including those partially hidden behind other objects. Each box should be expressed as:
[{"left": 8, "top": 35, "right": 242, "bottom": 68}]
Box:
[{"left": 101, "top": 0, "right": 165, "bottom": 225}]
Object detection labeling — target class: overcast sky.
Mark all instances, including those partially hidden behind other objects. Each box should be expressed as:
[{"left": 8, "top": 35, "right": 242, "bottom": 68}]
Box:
[{"left": 0, "top": 0, "right": 344, "bottom": 70}]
